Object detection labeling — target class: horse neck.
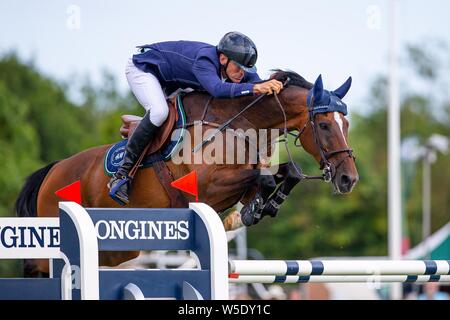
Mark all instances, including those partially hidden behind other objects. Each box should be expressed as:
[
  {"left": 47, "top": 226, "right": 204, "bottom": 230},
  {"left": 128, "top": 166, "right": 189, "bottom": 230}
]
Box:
[
  {"left": 220, "top": 88, "right": 310, "bottom": 159},
  {"left": 239, "top": 86, "right": 310, "bottom": 132},
  {"left": 182, "top": 89, "right": 309, "bottom": 161},
  {"left": 184, "top": 88, "right": 309, "bottom": 133}
]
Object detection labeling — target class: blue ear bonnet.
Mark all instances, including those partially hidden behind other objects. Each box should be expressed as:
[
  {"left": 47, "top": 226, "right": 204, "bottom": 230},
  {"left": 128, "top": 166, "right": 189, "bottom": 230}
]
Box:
[
  {"left": 306, "top": 74, "right": 352, "bottom": 117},
  {"left": 306, "top": 91, "right": 348, "bottom": 116}
]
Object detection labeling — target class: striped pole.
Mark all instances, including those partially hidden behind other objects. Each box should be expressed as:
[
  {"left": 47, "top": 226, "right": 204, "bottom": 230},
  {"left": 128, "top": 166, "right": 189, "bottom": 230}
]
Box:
[
  {"left": 229, "top": 274, "right": 450, "bottom": 284},
  {"left": 229, "top": 260, "right": 450, "bottom": 276}
]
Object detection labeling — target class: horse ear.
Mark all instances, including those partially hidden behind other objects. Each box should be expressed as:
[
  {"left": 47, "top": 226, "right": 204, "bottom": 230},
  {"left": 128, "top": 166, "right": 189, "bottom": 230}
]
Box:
[
  {"left": 312, "top": 74, "right": 324, "bottom": 102},
  {"left": 333, "top": 76, "right": 352, "bottom": 99}
]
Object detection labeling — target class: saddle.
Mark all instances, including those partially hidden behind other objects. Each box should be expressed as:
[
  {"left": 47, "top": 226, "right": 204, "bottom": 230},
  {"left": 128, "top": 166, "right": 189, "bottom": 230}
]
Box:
[
  {"left": 117, "top": 96, "right": 188, "bottom": 208},
  {"left": 119, "top": 96, "right": 179, "bottom": 156}
]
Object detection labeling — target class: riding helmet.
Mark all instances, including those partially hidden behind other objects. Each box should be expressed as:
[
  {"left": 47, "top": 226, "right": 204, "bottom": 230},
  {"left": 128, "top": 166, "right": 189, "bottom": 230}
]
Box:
[{"left": 217, "top": 31, "right": 258, "bottom": 73}]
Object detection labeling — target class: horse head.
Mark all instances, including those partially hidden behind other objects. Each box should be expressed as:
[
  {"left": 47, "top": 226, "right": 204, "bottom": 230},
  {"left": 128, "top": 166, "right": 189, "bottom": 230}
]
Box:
[{"left": 272, "top": 71, "right": 358, "bottom": 194}]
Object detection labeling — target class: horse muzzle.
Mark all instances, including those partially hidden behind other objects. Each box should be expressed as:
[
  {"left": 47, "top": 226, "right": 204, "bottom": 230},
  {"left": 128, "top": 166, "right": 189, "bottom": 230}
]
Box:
[{"left": 334, "top": 171, "right": 359, "bottom": 194}]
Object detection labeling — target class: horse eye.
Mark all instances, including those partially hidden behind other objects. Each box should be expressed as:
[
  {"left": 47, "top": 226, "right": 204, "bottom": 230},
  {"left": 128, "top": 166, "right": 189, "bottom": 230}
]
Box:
[{"left": 319, "top": 122, "right": 329, "bottom": 130}]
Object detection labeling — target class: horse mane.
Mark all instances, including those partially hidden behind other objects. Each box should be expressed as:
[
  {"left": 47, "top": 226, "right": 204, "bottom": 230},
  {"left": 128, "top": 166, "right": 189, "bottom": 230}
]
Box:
[{"left": 270, "top": 69, "right": 313, "bottom": 90}]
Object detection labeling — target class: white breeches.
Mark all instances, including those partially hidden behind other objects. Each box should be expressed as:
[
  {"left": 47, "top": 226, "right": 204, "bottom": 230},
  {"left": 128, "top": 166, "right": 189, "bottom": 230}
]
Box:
[{"left": 125, "top": 58, "right": 169, "bottom": 127}]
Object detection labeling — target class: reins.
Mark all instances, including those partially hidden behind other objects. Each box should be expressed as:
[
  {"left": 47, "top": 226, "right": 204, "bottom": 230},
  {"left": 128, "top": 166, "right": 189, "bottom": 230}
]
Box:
[{"left": 190, "top": 78, "right": 355, "bottom": 182}]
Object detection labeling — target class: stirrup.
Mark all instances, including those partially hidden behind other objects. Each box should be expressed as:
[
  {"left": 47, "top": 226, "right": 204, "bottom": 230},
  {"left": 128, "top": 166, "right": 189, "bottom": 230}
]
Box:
[{"left": 108, "top": 176, "right": 130, "bottom": 206}]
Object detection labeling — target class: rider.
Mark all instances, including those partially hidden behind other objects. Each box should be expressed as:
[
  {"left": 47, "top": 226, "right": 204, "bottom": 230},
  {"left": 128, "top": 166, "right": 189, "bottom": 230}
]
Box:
[{"left": 108, "top": 31, "right": 284, "bottom": 205}]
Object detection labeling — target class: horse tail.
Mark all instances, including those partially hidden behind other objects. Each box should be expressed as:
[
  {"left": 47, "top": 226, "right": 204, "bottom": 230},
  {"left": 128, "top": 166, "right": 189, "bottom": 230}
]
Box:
[
  {"left": 15, "top": 161, "right": 58, "bottom": 278},
  {"left": 15, "top": 161, "right": 59, "bottom": 218}
]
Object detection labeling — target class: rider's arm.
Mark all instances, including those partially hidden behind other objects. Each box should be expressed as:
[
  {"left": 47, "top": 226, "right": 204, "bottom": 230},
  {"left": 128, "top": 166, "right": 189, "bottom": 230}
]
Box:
[{"left": 192, "top": 56, "right": 255, "bottom": 98}]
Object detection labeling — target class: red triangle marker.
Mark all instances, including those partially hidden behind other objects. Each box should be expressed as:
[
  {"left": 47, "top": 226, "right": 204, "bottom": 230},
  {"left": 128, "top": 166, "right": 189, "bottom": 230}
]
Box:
[
  {"left": 171, "top": 171, "right": 198, "bottom": 201},
  {"left": 55, "top": 180, "right": 82, "bottom": 204}
]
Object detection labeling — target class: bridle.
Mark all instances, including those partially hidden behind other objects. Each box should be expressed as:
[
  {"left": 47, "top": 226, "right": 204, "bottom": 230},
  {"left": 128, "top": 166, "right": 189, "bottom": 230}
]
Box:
[
  {"left": 273, "top": 78, "right": 356, "bottom": 183},
  {"left": 191, "top": 78, "right": 355, "bottom": 183},
  {"left": 273, "top": 81, "right": 355, "bottom": 183}
]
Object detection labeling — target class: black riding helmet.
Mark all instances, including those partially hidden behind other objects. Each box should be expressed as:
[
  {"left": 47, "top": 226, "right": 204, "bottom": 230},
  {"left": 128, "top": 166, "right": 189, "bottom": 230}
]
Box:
[{"left": 217, "top": 31, "right": 258, "bottom": 73}]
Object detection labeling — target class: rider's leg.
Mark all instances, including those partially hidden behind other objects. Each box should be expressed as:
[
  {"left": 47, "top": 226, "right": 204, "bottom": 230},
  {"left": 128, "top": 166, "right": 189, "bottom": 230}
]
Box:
[
  {"left": 124, "top": 58, "right": 169, "bottom": 126},
  {"left": 108, "top": 58, "right": 169, "bottom": 205}
]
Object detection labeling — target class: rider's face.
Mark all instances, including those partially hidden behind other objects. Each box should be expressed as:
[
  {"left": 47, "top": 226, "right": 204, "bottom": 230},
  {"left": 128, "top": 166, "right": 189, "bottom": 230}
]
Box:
[{"left": 219, "top": 53, "right": 244, "bottom": 83}]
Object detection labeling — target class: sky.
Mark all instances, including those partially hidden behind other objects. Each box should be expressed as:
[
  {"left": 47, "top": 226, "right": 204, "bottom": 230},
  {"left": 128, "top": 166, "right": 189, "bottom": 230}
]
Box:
[{"left": 1, "top": 0, "right": 450, "bottom": 110}]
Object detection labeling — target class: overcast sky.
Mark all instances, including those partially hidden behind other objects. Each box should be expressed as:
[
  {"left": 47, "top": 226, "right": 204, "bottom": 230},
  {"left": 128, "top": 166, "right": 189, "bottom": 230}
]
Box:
[{"left": 1, "top": 0, "right": 450, "bottom": 110}]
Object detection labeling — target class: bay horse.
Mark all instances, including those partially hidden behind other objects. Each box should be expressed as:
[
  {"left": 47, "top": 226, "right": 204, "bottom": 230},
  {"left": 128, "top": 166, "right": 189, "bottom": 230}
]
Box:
[{"left": 15, "top": 70, "right": 358, "bottom": 275}]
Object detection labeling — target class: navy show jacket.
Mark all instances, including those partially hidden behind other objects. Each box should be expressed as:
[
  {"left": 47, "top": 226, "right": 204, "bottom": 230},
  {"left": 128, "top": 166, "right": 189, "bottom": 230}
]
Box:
[{"left": 132, "top": 40, "right": 262, "bottom": 98}]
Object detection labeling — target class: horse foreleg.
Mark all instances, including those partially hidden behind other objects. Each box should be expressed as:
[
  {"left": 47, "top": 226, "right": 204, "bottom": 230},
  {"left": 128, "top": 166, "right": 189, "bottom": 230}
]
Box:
[
  {"left": 222, "top": 169, "right": 277, "bottom": 230},
  {"left": 203, "top": 166, "right": 260, "bottom": 211},
  {"left": 273, "top": 162, "right": 293, "bottom": 184},
  {"left": 260, "top": 161, "right": 304, "bottom": 218},
  {"left": 202, "top": 166, "right": 262, "bottom": 230},
  {"left": 239, "top": 171, "right": 277, "bottom": 226}
]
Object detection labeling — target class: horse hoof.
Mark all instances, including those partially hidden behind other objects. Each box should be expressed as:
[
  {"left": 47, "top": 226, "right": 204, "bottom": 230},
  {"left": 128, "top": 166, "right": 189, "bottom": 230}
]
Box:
[
  {"left": 240, "top": 212, "right": 254, "bottom": 226},
  {"left": 240, "top": 207, "right": 256, "bottom": 226}
]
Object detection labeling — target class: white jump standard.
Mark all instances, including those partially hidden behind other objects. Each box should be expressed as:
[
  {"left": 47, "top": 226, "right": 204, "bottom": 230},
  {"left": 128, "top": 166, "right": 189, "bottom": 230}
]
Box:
[{"left": 0, "top": 202, "right": 229, "bottom": 300}]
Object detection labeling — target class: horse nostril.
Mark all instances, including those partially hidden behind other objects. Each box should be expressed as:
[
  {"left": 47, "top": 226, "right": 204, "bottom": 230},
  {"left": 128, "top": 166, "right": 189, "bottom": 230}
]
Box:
[{"left": 340, "top": 174, "right": 352, "bottom": 189}]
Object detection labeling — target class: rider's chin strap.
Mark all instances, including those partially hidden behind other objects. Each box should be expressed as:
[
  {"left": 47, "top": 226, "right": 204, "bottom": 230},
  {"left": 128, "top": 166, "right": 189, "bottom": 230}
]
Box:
[{"left": 222, "top": 59, "right": 231, "bottom": 81}]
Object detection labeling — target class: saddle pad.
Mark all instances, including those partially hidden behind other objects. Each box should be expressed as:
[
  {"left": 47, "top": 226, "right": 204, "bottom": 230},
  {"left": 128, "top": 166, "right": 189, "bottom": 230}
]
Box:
[{"left": 103, "top": 94, "right": 187, "bottom": 176}]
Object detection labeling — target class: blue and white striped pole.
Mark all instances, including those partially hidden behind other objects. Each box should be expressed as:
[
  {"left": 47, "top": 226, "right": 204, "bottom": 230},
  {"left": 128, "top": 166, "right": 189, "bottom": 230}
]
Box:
[
  {"left": 229, "top": 274, "right": 450, "bottom": 284},
  {"left": 229, "top": 260, "right": 450, "bottom": 276}
]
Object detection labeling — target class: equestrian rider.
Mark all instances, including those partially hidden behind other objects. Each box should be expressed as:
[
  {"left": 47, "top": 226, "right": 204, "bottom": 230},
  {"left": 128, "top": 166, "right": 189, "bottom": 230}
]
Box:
[{"left": 108, "top": 31, "right": 284, "bottom": 205}]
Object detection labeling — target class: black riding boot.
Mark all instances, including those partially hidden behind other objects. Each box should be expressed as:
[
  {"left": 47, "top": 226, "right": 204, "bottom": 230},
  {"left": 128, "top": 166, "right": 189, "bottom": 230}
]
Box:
[{"left": 108, "top": 110, "right": 159, "bottom": 205}]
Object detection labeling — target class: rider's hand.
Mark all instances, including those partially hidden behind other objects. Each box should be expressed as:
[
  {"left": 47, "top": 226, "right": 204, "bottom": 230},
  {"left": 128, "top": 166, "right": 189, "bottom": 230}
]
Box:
[{"left": 253, "top": 79, "right": 284, "bottom": 95}]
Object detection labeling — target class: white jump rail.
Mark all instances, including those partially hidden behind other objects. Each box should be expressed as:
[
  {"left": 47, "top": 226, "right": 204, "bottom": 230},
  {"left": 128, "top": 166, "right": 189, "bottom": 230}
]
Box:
[
  {"left": 229, "top": 274, "right": 450, "bottom": 284},
  {"left": 229, "top": 260, "right": 450, "bottom": 276}
]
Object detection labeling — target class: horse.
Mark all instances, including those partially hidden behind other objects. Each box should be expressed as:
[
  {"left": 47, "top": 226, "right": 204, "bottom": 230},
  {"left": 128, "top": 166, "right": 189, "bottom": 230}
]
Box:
[{"left": 15, "top": 70, "right": 359, "bottom": 275}]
